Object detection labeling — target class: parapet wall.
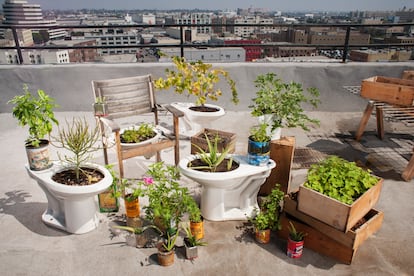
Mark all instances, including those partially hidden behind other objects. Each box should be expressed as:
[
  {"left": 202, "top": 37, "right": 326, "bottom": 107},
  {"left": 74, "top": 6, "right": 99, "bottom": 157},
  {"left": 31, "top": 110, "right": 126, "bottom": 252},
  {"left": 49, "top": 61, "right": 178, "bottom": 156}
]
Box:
[{"left": 0, "top": 62, "right": 413, "bottom": 113}]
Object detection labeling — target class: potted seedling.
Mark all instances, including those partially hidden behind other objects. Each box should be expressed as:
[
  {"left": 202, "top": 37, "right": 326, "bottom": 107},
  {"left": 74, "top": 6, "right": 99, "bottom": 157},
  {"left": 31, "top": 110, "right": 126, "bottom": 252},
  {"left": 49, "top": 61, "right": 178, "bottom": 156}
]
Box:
[
  {"left": 287, "top": 221, "right": 307, "bottom": 258},
  {"left": 8, "top": 85, "right": 59, "bottom": 170},
  {"left": 157, "top": 230, "right": 179, "bottom": 266},
  {"left": 187, "top": 197, "right": 204, "bottom": 240},
  {"left": 248, "top": 185, "right": 284, "bottom": 244},
  {"left": 93, "top": 96, "right": 108, "bottom": 117},
  {"left": 248, "top": 122, "right": 271, "bottom": 166},
  {"left": 250, "top": 73, "right": 320, "bottom": 140},
  {"left": 183, "top": 223, "right": 207, "bottom": 260}
]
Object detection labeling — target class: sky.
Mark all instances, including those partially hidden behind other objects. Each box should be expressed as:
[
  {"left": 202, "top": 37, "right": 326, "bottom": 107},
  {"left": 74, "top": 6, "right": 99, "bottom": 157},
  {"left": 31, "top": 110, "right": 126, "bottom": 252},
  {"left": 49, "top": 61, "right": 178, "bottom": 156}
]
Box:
[{"left": 31, "top": 0, "right": 412, "bottom": 12}]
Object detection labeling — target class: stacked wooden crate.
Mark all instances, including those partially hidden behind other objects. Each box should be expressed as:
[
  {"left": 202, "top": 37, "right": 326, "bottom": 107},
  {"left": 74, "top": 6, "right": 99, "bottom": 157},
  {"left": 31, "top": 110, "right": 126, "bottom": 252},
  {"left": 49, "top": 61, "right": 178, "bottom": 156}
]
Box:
[{"left": 278, "top": 179, "right": 384, "bottom": 264}]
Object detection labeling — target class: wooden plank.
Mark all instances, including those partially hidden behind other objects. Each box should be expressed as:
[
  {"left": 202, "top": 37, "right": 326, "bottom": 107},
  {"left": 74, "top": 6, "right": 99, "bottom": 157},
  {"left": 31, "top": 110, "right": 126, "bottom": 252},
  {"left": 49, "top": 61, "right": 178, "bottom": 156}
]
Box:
[
  {"left": 297, "top": 178, "right": 383, "bottom": 232},
  {"left": 402, "top": 148, "right": 414, "bottom": 181},
  {"left": 191, "top": 128, "right": 236, "bottom": 154},
  {"left": 259, "top": 136, "right": 295, "bottom": 196},
  {"left": 283, "top": 194, "right": 384, "bottom": 249},
  {"left": 360, "top": 76, "right": 414, "bottom": 106},
  {"left": 402, "top": 70, "right": 414, "bottom": 81},
  {"left": 278, "top": 214, "right": 356, "bottom": 264},
  {"left": 355, "top": 102, "right": 375, "bottom": 141}
]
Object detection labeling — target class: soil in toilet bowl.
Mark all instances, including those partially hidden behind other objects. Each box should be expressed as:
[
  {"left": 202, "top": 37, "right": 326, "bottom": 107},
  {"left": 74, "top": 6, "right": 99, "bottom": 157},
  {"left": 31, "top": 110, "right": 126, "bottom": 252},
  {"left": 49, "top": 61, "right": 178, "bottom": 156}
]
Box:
[
  {"left": 188, "top": 158, "right": 239, "bottom": 172},
  {"left": 52, "top": 167, "right": 104, "bottom": 186}
]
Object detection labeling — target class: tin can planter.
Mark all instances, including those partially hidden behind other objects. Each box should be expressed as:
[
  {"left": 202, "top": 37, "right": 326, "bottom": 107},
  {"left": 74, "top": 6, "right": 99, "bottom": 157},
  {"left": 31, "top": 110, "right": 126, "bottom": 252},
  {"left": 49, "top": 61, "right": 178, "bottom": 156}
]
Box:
[
  {"left": 184, "top": 238, "right": 199, "bottom": 260},
  {"left": 190, "top": 219, "right": 204, "bottom": 240},
  {"left": 26, "top": 139, "right": 53, "bottom": 171},
  {"left": 93, "top": 102, "right": 108, "bottom": 117},
  {"left": 124, "top": 195, "right": 140, "bottom": 218},
  {"left": 255, "top": 228, "right": 271, "bottom": 244},
  {"left": 287, "top": 237, "right": 304, "bottom": 258},
  {"left": 247, "top": 137, "right": 270, "bottom": 166}
]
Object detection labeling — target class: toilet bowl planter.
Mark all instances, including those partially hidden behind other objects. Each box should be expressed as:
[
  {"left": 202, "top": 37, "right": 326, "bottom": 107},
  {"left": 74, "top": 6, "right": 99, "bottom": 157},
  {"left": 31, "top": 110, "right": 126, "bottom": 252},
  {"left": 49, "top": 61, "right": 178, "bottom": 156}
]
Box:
[
  {"left": 26, "top": 162, "right": 113, "bottom": 234},
  {"left": 170, "top": 102, "right": 225, "bottom": 137},
  {"left": 179, "top": 154, "right": 276, "bottom": 221}
]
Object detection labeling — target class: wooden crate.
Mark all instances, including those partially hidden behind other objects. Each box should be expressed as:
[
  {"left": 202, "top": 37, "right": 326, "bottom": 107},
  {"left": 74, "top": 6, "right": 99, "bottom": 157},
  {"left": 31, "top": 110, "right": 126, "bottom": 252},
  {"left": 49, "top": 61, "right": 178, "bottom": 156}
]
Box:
[
  {"left": 402, "top": 70, "right": 414, "bottom": 80},
  {"left": 360, "top": 76, "right": 414, "bottom": 106},
  {"left": 191, "top": 128, "right": 236, "bottom": 154},
  {"left": 284, "top": 194, "right": 384, "bottom": 250},
  {"left": 278, "top": 207, "right": 383, "bottom": 265},
  {"left": 297, "top": 178, "right": 383, "bottom": 232}
]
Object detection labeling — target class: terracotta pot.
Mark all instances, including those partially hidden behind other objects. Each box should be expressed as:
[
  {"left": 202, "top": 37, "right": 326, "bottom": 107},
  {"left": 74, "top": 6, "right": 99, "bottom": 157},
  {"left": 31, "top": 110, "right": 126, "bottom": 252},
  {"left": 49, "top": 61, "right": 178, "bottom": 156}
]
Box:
[
  {"left": 287, "top": 237, "right": 304, "bottom": 258},
  {"left": 190, "top": 219, "right": 204, "bottom": 240},
  {"left": 124, "top": 196, "right": 140, "bottom": 218},
  {"left": 255, "top": 228, "right": 271, "bottom": 244},
  {"left": 157, "top": 245, "right": 175, "bottom": 266}
]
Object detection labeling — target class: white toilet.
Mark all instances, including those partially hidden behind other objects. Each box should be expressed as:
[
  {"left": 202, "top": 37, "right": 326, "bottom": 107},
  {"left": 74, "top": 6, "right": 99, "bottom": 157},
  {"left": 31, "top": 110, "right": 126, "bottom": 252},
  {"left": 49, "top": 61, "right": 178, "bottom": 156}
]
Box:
[
  {"left": 179, "top": 155, "right": 276, "bottom": 221},
  {"left": 170, "top": 102, "right": 225, "bottom": 137},
  {"left": 26, "top": 162, "right": 113, "bottom": 234}
]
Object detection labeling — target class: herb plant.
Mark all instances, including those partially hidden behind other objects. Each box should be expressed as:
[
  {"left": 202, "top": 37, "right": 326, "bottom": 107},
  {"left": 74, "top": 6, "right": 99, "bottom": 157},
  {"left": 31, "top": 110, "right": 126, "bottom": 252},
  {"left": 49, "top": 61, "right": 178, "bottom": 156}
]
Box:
[
  {"left": 248, "top": 184, "right": 284, "bottom": 231},
  {"left": 304, "top": 156, "right": 380, "bottom": 205},
  {"left": 120, "top": 123, "right": 156, "bottom": 143},
  {"left": 154, "top": 56, "right": 239, "bottom": 106},
  {"left": 8, "top": 85, "right": 59, "bottom": 147},
  {"left": 249, "top": 122, "right": 270, "bottom": 142},
  {"left": 250, "top": 73, "right": 320, "bottom": 131}
]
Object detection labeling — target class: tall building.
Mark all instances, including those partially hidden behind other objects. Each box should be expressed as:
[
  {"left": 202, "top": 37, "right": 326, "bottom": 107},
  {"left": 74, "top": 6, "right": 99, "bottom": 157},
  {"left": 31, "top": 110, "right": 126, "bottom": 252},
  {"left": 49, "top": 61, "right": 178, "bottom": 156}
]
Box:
[{"left": 2, "top": 0, "right": 66, "bottom": 41}]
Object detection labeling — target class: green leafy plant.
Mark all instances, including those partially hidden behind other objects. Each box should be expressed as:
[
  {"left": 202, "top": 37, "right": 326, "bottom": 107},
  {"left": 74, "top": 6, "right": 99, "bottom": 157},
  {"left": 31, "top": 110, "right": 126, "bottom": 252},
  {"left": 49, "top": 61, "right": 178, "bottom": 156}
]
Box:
[
  {"left": 144, "top": 162, "right": 193, "bottom": 233},
  {"left": 187, "top": 199, "right": 202, "bottom": 223},
  {"left": 183, "top": 224, "right": 207, "bottom": 247},
  {"left": 249, "top": 122, "right": 270, "bottom": 142},
  {"left": 189, "top": 133, "right": 234, "bottom": 172},
  {"left": 288, "top": 221, "right": 307, "bottom": 242},
  {"left": 248, "top": 184, "right": 284, "bottom": 231},
  {"left": 250, "top": 73, "right": 320, "bottom": 131},
  {"left": 154, "top": 56, "right": 239, "bottom": 106},
  {"left": 51, "top": 117, "right": 101, "bottom": 183},
  {"left": 8, "top": 85, "right": 59, "bottom": 147},
  {"left": 162, "top": 231, "right": 180, "bottom": 252},
  {"left": 304, "top": 155, "right": 380, "bottom": 205},
  {"left": 120, "top": 123, "right": 156, "bottom": 143}
]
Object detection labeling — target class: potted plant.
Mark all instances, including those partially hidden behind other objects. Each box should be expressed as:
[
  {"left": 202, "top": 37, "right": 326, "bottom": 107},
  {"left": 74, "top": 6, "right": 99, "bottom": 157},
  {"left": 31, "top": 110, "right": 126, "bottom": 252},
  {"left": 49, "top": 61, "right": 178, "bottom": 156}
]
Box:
[
  {"left": 26, "top": 117, "right": 113, "bottom": 234},
  {"left": 248, "top": 185, "right": 284, "bottom": 244},
  {"left": 154, "top": 56, "right": 239, "bottom": 107},
  {"left": 298, "top": 155, "right": 383, "bottom": 232},
  {"left": 112, "top": 224, "right": 162, "bottom": 248},
  {"left": 98, "top": 164, "right": 119, "bottom": 213},
  {"left": 179, "top": 134, "right": 276, "bottom": 221},
  {"left": 183, "top": 223, "right": 207, "bottom": 260},
  {"left": 157, "top": 230, "right": 179, "bottom": 266},
  {"left": 250, "top": 73, "right": 320, "bottom": 140},
  {"left": 93, "top": 96, "right": 108, "bottom": 117},
  {"left": 154, "top": 56, "right": 239, "bottom": 136},
  {"left": 188, "top": 133, "right": 238, "bottom": 173},
  {"left": 119, "top": 123, "right": 160, "bottom": 148},
  {"left": 186, "top": 197, "right": 204, "bottom": 240},
  {"left": 144, "top": 162, "right": 192, "bottom": 234},
  {"left": 247, "top": 122, "right": 271, "bottom": 166},
  {"left": 287, "top": 221, "right": 307, "bottom": 258},
  {"left": 8, "top": 85, "right": 59, "bottom": 170}
]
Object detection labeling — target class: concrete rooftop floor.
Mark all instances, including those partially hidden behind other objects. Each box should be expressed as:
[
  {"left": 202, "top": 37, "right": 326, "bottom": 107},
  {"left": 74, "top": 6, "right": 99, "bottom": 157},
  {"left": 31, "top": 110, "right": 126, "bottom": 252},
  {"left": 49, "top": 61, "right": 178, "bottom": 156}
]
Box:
[{"left": 0, "top": 109, "right": 413, "bottom": 276}]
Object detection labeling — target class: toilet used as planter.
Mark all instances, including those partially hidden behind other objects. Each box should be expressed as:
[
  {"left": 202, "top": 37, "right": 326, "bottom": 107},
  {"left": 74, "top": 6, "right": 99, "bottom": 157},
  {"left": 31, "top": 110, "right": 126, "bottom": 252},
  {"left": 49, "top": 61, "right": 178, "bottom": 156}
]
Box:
[
  {"left": 170, "top": 102, "right": 225, "bottom": 137},
  {"left": 179, "top": 154, "right": 276, "bottom": 221},
  {"left": 25, "top": 162, "right": 112, "bottom": 234}
]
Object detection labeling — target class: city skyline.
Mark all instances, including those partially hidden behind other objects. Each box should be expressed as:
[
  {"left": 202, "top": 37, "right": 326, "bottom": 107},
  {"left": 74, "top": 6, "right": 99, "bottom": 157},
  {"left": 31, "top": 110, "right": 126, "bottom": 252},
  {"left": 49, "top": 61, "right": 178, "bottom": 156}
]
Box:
[{"left": 30, "top": 0, "right": 412, "bottom": 12}]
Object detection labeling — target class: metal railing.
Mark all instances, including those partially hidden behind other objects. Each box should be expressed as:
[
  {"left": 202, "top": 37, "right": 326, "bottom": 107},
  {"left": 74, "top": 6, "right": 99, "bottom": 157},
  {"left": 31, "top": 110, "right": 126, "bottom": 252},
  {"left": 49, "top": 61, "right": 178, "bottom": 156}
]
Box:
[{"left": 0, "top": 22, "right": 413, "bottom": 64}]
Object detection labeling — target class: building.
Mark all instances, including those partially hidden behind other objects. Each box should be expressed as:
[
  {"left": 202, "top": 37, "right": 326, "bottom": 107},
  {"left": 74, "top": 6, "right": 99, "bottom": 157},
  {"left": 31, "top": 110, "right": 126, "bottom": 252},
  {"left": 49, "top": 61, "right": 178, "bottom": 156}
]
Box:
[
  {"left": 0, "top": 49, "right": 69, "bottom": 64},
  {"left": 2, "top": 0, "right": 66, "bottom": 41},
  {"left": 350, "top": 49, "right": 412, "bottom": 62},
  {"left": 160, "top": 47, "right": 245, "bottom": 62},
  {"left": 50, "top": 39, "right": 98, "bottom": 62},
  {"left": 234, "top": 16, "right": 275, "bottom": 38}
]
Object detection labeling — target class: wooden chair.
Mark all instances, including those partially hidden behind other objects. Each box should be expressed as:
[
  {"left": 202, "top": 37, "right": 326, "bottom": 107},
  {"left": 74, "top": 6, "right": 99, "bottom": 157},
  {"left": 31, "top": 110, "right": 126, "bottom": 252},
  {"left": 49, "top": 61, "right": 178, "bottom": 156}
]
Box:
[{"left": 92, "top": 74, "right": 183, "bottom": 179}]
